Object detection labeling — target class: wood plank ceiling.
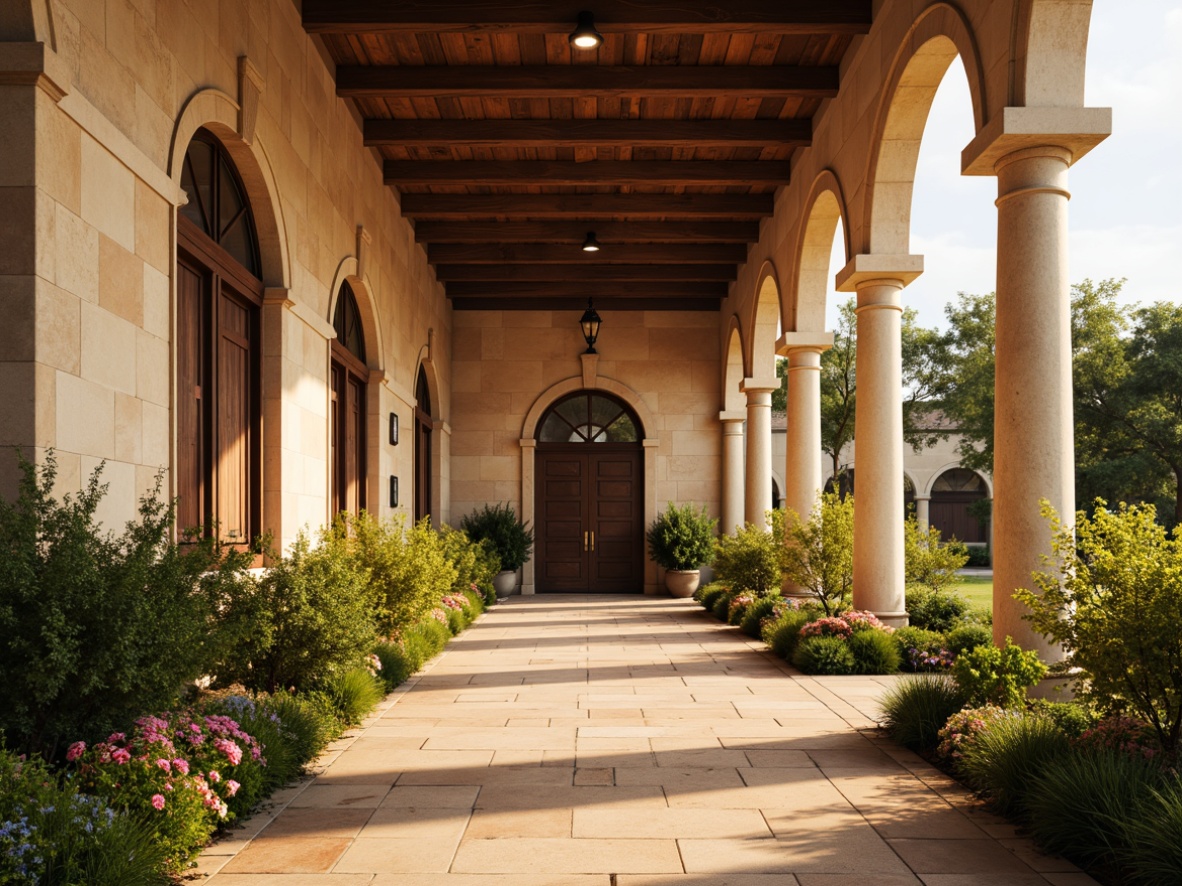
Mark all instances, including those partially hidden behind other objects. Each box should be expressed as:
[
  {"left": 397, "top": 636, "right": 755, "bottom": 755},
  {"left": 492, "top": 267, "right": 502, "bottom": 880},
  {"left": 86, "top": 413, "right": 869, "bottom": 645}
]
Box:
[{"left": 302, "top": 2, "right": 871, "bottom": 311}]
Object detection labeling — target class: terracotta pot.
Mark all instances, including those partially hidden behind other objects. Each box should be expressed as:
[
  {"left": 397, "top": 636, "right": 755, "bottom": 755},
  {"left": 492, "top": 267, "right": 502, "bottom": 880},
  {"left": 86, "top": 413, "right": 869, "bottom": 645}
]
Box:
[
  {"left": 492, "top": 569, "right": 519, "bottom": 597},
  {"left": 665, "top": 569, "right": 701, "bottom": 598}
]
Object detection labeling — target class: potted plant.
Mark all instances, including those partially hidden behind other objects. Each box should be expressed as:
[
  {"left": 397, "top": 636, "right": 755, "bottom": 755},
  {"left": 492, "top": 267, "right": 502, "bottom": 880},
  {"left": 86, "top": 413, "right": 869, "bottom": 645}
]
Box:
[
  {"left": 646, "top": 502, "right": 717, "bottom": 597},
  {"left": 460, "top": 503, "right": 534, "bottom": 596}
]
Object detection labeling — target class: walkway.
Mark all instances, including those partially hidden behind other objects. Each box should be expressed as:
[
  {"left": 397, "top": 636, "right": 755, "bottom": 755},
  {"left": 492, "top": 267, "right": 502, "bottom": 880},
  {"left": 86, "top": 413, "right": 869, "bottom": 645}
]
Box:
[{"left": 198, "top": 596, "right": 1096, "bottom": 885}]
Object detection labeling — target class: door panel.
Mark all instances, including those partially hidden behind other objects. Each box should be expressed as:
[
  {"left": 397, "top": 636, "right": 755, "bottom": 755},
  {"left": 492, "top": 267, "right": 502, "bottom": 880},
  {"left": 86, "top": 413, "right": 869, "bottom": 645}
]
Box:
[{"left": 536, "top": 449, "right": 643, "bottom": 593}]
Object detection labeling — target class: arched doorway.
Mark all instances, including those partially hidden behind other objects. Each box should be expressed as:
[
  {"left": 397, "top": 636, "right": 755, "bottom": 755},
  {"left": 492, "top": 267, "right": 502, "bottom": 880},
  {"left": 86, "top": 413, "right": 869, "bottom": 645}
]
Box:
[
  {"left": 176, "top": 128, "right": 263, "bottom": 547},
  {"left": 535, "top": 391, "right": 644, "bottom": 593},
  {"left": 930, "top": 468, "right": 989, "bottom": 543},
  {"left": 414, "top": 365, "right": 433, "bottom": 522},
  {"left": 330, "top": 281, "right": 368, "bottom": 518}
]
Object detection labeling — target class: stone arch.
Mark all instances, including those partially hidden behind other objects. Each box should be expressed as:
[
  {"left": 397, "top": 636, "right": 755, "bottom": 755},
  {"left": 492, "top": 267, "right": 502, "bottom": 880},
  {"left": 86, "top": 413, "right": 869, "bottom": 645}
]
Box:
[
  {"left": 748, "top": 261, "right": 781, "bottom": 378},
  {"left": 327, "top": 257, "right": 386, "bottom": 375},
  {"left": 1014, "top": 0, "right": 1095, "bottom": 108},
  {"left": 415, "top": 342, "right": 444, "bottom": 423},
  {"left": 169, "top": 89, "right": 291, "bottom": 290},
  {"left": 923, "top": 462, "right": 994, "bottom": 498},
  {"left": 523, "top": 376, "right": 654, "bottom": 442},
  {"left": 862, "top": 4, "right": 988, "bottom": 255},
  {"left": 722, "top": 316, "right": 745, "bottom": 414},
  {"left": 789, "top": 169, "right": 851, "bottom": 333}
]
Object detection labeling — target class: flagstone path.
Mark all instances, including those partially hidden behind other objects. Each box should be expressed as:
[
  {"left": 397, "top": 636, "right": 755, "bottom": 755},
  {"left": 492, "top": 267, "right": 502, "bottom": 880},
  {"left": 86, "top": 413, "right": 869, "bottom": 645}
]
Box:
[{"left": 197, "top": 595, "right": 1097, "bottom": 886}]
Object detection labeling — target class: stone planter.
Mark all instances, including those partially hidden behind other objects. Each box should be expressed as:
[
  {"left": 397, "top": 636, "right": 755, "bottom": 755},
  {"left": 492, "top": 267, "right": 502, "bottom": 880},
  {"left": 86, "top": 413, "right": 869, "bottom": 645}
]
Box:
[
  {"left": 493, "top": 569, "right": 519, "bottom": 597},
  {"left": 665, "top": 569, "right": 701, "bottom": 598}
]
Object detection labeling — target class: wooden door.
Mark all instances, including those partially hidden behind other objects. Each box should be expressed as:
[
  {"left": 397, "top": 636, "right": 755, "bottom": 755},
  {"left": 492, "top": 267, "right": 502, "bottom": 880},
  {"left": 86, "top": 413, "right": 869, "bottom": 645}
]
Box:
[{"left": 536, "top": 448, "right": 643, "bottom": 593}]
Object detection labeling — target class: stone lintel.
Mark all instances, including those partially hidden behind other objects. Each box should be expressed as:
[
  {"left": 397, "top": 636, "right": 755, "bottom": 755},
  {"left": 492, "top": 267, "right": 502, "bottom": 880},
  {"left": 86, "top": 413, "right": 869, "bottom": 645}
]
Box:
[
  {"left": 776, "top": 330, "right": 834, "bottom": 355},
  {"left": 835, "top": 254, "right": 923, "bottom": 292},
  {"left": 0, "top": 42, "right": 70, "bottom": 101},
  {"left": 740, "top": 376, "right": 780, "bottom": 394},
  {"left": 961, "top": 106, "right": 1112, "bottom": 175}
]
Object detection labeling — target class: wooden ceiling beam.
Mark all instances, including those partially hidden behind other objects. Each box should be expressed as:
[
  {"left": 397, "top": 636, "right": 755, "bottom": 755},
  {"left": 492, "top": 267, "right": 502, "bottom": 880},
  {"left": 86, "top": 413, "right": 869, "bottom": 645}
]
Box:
[
  {"left": 339, "top": 65, "right": 838, "bottom": 99},
  {"left": 451, "top": 297, "right": 720, "bottom": 312},
  {"left": 400, "top": 193, "right": 772, "bottom": 219},
  {"left": 427, "top": 243, "right": 749, "bottom": 264},
  {"left": 305, "top": 1, "right": 872, "bottom": 35},
  {"left": 434, "top": 264, "right": 737, "bottom": 282},
  {"left": 385, "top": 160, "right": 790, "bottom": 187},
  {"left": 444, "top": 281, "right": 728, "bottom": 298},
  {"left": 414, "top": 221, "right": 759, "bottom": 243},
  {"left": 364, "top": 119, "right": 810, "bottom": 149}
]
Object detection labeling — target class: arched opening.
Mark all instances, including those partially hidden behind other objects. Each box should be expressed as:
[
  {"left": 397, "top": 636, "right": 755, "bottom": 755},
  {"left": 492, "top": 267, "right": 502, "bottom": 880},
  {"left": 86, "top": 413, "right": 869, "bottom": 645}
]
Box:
[
  {"left": 176, "top": 128, "right": 263, "bottom": 548},
  {"left": 330, "top": 281, "right": 368, "bottom": 519},
  {"left": 414, "top": 365, "right": 433, "bottom": 523},
  {"left": 930, "top": 467, "right": 989, "bottom": 543},
  {"left": 535, "top": 391, "right": 644, "bottom": 594}
]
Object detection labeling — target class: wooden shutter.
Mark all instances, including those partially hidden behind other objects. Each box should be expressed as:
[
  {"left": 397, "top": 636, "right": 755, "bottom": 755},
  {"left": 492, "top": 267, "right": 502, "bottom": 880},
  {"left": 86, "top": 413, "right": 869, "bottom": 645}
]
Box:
[{"left": 216, "top": 285, "right": 253, "bottom": 542}]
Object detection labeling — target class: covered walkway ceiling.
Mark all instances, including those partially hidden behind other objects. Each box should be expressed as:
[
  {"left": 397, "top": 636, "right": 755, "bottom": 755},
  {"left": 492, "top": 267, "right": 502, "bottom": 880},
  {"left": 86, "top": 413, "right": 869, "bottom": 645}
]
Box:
[{"left": 303, "top": 1, "right": 873, "bottom": 311}]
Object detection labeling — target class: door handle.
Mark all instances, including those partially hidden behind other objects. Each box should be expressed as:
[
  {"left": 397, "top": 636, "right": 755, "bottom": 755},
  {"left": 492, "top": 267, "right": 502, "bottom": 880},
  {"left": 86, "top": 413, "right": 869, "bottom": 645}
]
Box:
[
  {"left": 584, "top": 531, "right": 589, "bottom": 552},
  {"left": 590, "top": 531, "right": 595, "bottom": 552}
]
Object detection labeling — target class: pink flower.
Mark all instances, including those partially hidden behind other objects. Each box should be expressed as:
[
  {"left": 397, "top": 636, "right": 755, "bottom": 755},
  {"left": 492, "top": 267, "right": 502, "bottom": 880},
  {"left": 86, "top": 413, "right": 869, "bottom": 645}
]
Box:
[
  {"left": 151, "top": 793, "right": 166, "bottom": 811},
  {"left": 107, "top": 732, "right": 126, "bottom": 743},
  {"left": 155, "top": 758, "right": 171, "bottom": 773},
  {"left": 111, "top": 748, "right": 132, "bottom": 765},
  {"left": 65, "top": 741, "right": 86, "bottom": 762},
  {"left": 172, "top": 758, "right": 190, "bottom": 775},
  {"left": 208, "top": 770, "right": 221, "bottom": 783},
  {"left": 213, "top": 738, "right": 243, "bottom": 766},
  {"left": 226, "top": 779, "right": 241, "bottom": 797}
]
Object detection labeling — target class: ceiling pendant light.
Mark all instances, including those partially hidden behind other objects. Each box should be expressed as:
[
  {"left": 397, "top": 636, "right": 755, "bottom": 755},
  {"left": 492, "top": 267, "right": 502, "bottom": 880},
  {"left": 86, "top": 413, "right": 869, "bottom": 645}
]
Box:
[
  {"left": 569, "top": 11, "right": 603, "bottom": 50},
  {"left": 581, "top": 231, "right": 602, "bottom": 252}
]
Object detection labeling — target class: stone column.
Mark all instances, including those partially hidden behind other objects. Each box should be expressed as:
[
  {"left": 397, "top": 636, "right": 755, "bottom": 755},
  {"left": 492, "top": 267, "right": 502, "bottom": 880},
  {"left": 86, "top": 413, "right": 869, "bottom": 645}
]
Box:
[
  {"left": 741, "top": 377, "right": 778, "bottom": 528},
  {"left": 776, "top": 333, "right": 834, "bottom": 522},
  {"left": 837, "top": 255, "right": 923, "bottom": 626},
  {"left": 914, "top": 496, "right": 931, "bottom": 531},
  {"left": 963, "top": 107, "right": 1110, "bottom": 657},
  {"left": 719, "top": 413, "right": 745, "bottom": 536}
]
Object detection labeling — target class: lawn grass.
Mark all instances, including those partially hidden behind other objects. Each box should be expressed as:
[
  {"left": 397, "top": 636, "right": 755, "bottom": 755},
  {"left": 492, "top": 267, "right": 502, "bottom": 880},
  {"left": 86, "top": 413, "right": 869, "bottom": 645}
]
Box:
[{"left": 948, "top": 575, "right": 993, "bottom": 612}]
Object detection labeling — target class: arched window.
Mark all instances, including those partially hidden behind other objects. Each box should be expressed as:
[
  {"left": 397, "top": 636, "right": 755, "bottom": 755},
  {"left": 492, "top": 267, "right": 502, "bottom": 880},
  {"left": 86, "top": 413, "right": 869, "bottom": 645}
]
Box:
[
  {"left": 414, "top": 366, "right": 433, "bottom": 522},
  {"left": 176, "top": 129, "right": 262, "bottom": 545},
  {"left": 538, "top": 392, "right": 640, "bottom": 444},
  {"left": 331, "top": 282, "right": 368, "bottom": 518}
]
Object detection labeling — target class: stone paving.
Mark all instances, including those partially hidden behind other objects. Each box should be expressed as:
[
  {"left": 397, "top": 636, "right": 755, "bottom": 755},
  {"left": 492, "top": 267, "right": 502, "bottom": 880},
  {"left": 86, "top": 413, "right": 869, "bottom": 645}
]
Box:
[{"left": 197, "top": 595, "right": 1097, "bottom": 886}]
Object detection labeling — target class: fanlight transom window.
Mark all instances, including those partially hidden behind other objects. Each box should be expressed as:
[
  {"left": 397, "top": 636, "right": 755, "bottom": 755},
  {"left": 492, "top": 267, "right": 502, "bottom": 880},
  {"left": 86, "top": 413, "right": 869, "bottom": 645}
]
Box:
[
  {"left": 933, "top": 469, "right": 986, "bottom": 493},
  {"left": 180, "top": 131, "right": 261, "bottom": 277},
  {"left": 539, "top": 392, "right": 640, "bottom": 444}
]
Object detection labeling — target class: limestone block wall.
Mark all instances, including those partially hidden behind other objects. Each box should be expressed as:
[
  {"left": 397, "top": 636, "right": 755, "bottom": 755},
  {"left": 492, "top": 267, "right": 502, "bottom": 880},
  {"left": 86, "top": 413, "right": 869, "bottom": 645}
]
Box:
[{"left": 1, "top": 0, "right": 451, "bottom": 545}]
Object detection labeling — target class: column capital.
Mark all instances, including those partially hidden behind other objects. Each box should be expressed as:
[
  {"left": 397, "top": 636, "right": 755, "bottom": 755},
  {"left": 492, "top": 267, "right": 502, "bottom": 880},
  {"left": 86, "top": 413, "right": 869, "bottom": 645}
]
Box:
[
  {"left": 962, "top": 106, "right": 1111, "bottom": 176},
  {"left": 740, "top": 376, "right": 780, "bottom": 395},
  {"left": 718, "top": 411, "right": 746, "bottom": 424},
  {"left": 835, "top": 254, "right": 923, "bottom": 292},
  {"left": 0, "top": 42, "right": 71, "bottom": 102},
  {"left": 776, "top": 330, "right": 834, "bottom": 356}
]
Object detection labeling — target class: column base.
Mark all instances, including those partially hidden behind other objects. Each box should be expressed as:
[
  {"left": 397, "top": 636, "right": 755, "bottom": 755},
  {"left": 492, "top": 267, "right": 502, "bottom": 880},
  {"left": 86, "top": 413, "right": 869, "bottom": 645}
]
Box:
[{"left": 873, "top": 610, "right": 910, "bottom": 628}]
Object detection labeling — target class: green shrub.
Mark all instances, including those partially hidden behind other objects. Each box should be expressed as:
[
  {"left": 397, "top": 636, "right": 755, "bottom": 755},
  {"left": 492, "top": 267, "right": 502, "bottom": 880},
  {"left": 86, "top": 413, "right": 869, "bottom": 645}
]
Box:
[
  {"left": 1120, "top": 775, "right": 1182, "bottom": 885},
  {"left": 711, "top": 591, "right": 733, "bottom": 621},
  {"left": 964, "top": 545, "right": 991, "bottom": 568},
  {"left": 202, "top": 695, "right": 295, "bottom": 793},
  {"left": 459, "top": 503, "right": 533, "bottom": 572},
  {"left": 763, "top": 609, "right": 811, "bottom": 660},
  {"left": 740, "top": 597, "right": 779, "bottom": 639},
  {"left": 399, "top": 617, "right": 452, "bottom": 671},
  {"left": 646, "top": 502, "right": 717, "bottom": 570},
  {"left": 698, "top": 582, "right": 731, "bottom": 611},
  {"left": 263, "top": 693, "right": 334, "bottom": 771},
  {"left": 893, "top": 626, "right": 948, "bottom": 670},
  {"left": 725, "top": 593, "right": 757, "bottom": 626},
  {"left": 952, "top": 638, "right": 1047, "bottom": 708},
  {"left": 905, "top": 587, "right": 969, "bottom": 632},
  {"left": 793, "top": 635, "right": 856, "bottom": 675},
  {"left": 849, "top": 629, "right": 902, "bottom": 675},
  {"left": 1027, "top": 750, "right": 1163, "bottom": 869},
  {"left": 777, "top": 492, "right": 854, "bottom": 615},
  {"left": 318, "top": 668, "right": 385, "bottom": 726},
  {"left": 214, "top": 528, "right": 379, "bottom": 693},
  {"left": 957, "top": 711, "right": 1070, "bottom": 818},
  {"left": 904, "top": 517, "right": 969, "bottom": 593},
  {"left": 878, "top": 673, "right": 966, "bottom": 751},
  {"left": 373, "top": 640, "right": 415, "bottom": 691},
  {"left": 936, "top": 705, "right": 1011, "bottom": 767},
  {"left": 353, "top": 514, "right": 457, "bottom": 636},
  {"left": 713, "top": 523, "right": 782, "bottom": 595},
  {"left": 0, "top": 454, "right": 257, "bottom": 755},
  {"left": 1027, "top": 699, "right": 1095, "bottom": 739},
  {"left": 946, "top": 624, "right": 993, "bottom": 657},
  {"left": 438, "top": 524, "right": 501, "bottom": 600},
  {"left": 1018, "top": 500, "right": 1182, "bottom": 752}
]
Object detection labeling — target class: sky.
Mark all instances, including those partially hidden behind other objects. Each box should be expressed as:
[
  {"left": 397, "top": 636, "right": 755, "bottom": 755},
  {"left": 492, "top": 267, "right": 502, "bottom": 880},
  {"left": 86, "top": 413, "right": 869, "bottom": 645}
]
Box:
[{"left": 825, "top": 0, "right": 1182, "bottom": 331}]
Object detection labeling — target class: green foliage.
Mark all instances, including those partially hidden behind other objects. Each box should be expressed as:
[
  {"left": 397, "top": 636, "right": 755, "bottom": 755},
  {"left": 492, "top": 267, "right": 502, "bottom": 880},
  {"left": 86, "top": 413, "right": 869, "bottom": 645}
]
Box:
[
  {"left": 264, "top": 692, "right": 336, "bottom": 769},
  {"left": 438, "top": 524, "right": 500, "bottom": 599},
  {"left": 764, "top": 609, "right": 811, "bottom": 660},
  {"left": 459, "top": 503, "right": 534, "bottom": 571},
  {"left": 726, "top": 593, "right": 754, "bottom": 626},
  {"left": 848, "top": 629, "right": 902, "bottom": 675},
  {"left": 711, "top": 591, "right": 733, "bottom": 621},
  {"left": 964, "top": 544, "right": 991, "bottom": 568},
  {"left": 697, "top": 582, "right": 731, "bottom": 612},
  {"left": 945, "top": 624, "right": 993, "bottom": 658},
  {"left": 317, "top": 668, "right": 385, "bottom": 727},
  {"left": 821, "top": 300, "right": 858, "bottom": 481},
  {"left": 894, "top": 626, "right": 947, "bottom": 668},
  {"left": 0, "top": 453, "right": 257, "bottom": 756},
  {"left": 957, "top": 712, "right": 1071, "bottom": 818},
  {"left": 777, "top": 492, "right": 854, "bottom": 615},
  {"left": 905, "top": 587, "right": 969, "bottom": 633},
  {"left": 214, "top": 528, "right": 379, "bottom": 693},
  {"left": 792, "top": 635, "right": 856, "bottom": 675},
  {"left": 740, "top": 597, "right": 779, "bottom": 639},
  {"left": 1026, "top": 699, "right": 1096, "bottom": 739},
  {"left": 931, "top": 290, "right": 997, "bottom": 473},
  {"left": 904, "top": 517, "right": 969, "bottom": 593},
  {"left": 353, "top": 513, "right": 457, "bottom": 636},
  {"left": 372, "top": 640, "right": 414, "bottom": 691},
  {"left": 877, "top": 673, "right": 966, "bottom": 751},
  {"left": 1120, "top": 775, "right": 1182, "bottom": 886},
  {"left": 952, "top": 638, "right": 1047, "bottom": 708},
  {"left": 1018, "top": 500, "right": 1182, "bottom": 751},
  {"left": 397, "top": 618, "right": 452, "bottom": 672},
  {"left": 713, "top": 523, "right": 782, "bottom": 595},
  {"left": 646, "top": 502, "right": 717, "bottom": 570}
]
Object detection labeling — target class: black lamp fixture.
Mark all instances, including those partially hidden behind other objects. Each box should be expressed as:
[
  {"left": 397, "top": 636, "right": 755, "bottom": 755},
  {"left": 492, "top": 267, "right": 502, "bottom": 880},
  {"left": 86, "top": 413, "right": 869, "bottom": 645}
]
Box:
[
  {"left": 579, "top": 298, "right": 602, "bottom": 354},
  {"left": 568, "top": 11, "right": 603, "bottom": 50},
  {"left": 581, "top": 230, "right": 602, "bottom": 252}
]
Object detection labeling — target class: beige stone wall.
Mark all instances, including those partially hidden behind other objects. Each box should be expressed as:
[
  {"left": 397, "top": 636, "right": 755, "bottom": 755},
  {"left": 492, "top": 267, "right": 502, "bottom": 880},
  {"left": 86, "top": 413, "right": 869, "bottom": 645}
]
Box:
[{"left": 2, "top": 0, "right": 450, "bottom": 544}]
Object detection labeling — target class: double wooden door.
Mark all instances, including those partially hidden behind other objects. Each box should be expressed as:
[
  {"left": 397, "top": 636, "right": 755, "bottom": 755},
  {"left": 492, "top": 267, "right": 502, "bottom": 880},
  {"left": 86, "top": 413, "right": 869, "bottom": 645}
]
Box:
[{"left": 536, "top": 448, "right": 643, "bottom": 593}]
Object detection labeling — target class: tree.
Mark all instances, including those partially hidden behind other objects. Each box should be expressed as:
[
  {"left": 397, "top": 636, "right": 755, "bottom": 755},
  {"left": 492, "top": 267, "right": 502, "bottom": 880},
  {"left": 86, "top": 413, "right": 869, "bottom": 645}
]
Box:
[
  {"left": 820, "top": 300, "right": 858, "bottom": 482},
  {"left": 776, "top": 491, "right": 855, "bottom": 615},
  {"left": 771, "top": 355, "right": 788, "bottom": 412},
  {"left": 931, "top": 291, "right": 996, "bottom": 473}
]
